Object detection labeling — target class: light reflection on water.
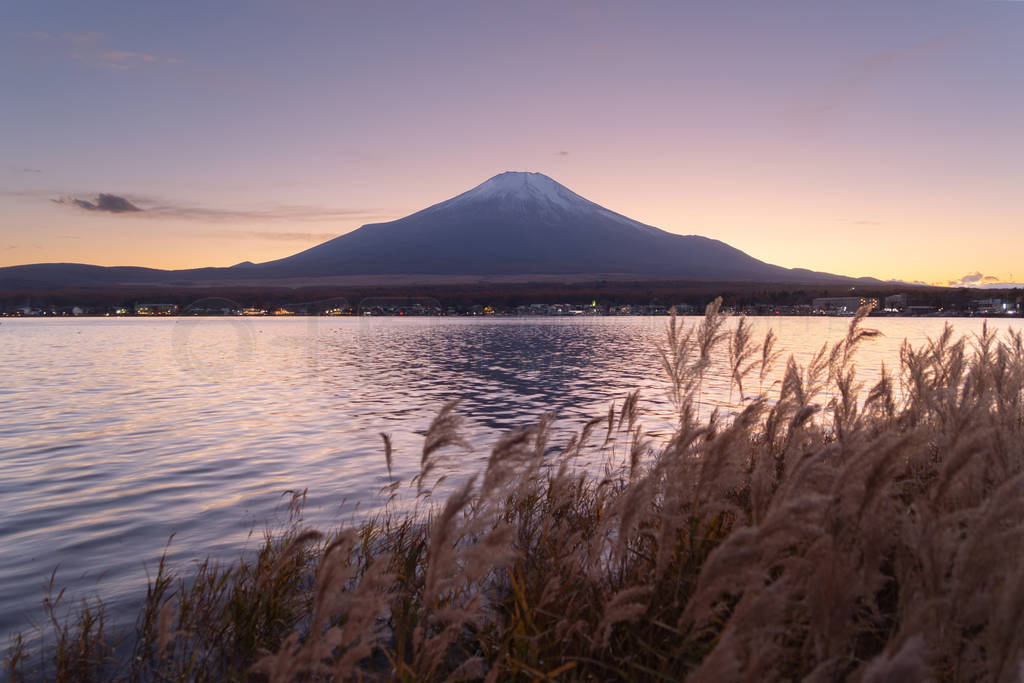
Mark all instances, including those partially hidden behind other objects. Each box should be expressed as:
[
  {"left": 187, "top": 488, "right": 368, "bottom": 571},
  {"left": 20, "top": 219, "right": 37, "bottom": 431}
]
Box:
[{"left": 0, "top": 315, "right": 1019, "bottom": 637}]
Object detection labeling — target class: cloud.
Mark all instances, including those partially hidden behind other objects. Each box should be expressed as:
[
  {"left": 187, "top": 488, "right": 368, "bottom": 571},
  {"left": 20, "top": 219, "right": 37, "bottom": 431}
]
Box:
[
  {"left": 949, "top": 271, "right": 985, "bottom": 286},
  {"left": 210, "top": 231, "right": 340, "bottom": 243},
  {"left": 946, "top": 271, "right": 1019, "bottom": 288},
  {"left": 97, "top": 50, "right": 159, "bottom": 66},
  {"left": 3, "top": 165, "right": 43, "bottom": 174},
  {"left": 838, "top": 218, "right": 884, "bottom": 226},
  {"left": 792, "top": 28, "right": 973, "bottom": 132},
  {"left": 56, "top": 193, "right": 143, "bottom": 213},
  {"left": 556, "top": 151, "right": 570, "bottom": 157},
  {"left": 48, "top": 190, "right": 389, "bottom": 224},
  {"left": 144, "top": 202, "right": 385, "bottom": 223},
  {"left": 30, "top": 31, "right": 180, "bottom": 70}
]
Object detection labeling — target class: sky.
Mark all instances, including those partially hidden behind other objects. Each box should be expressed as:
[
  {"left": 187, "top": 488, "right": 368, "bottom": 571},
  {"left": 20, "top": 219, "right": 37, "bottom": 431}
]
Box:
[{"left": 2, "top": 0, "right": 1022, "bottom": 286}]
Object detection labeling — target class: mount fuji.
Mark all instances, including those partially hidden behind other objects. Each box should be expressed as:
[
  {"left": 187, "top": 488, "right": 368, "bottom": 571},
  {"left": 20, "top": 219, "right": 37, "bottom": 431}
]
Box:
[
  {"left": 252, "top": 171, "right": 841, "bottom": 281},
  {"left": 0, "top": 171, "right": 863, "bottom": 286}
]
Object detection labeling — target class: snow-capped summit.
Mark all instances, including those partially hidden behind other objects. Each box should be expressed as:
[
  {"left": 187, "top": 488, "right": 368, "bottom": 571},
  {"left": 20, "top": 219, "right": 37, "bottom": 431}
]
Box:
[
  {"left": 444, "top": 171, "right": 593, "bottom": 212},
  {"left": 416, "top": 171, "right": 661, "bottom": 234}
]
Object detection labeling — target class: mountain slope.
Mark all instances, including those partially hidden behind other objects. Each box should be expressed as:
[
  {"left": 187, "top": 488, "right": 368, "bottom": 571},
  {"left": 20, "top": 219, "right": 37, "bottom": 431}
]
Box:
[
  {"left": 0, "top": 171, "right": 864, "bottom": 286},
  {"left": 257, "top": 172, "right": 831, "bottom": 281}
]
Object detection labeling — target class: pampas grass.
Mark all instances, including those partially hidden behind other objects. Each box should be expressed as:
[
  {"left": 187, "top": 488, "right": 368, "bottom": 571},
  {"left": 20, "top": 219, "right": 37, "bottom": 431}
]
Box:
[{"left": 6, "top": 304, "right": 1024, "bottom": 681}]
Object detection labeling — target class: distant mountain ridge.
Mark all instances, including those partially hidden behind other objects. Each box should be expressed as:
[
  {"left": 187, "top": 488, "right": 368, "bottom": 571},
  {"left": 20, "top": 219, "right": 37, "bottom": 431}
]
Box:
[{"left": 0, "top": 172, "right": 872, "bottom": 287}]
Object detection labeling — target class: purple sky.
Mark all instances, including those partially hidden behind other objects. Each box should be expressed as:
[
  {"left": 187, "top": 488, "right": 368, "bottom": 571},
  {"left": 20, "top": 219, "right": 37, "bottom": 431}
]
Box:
[{"left": 2, "top": 1, "right": 1022, "bottom": 285}]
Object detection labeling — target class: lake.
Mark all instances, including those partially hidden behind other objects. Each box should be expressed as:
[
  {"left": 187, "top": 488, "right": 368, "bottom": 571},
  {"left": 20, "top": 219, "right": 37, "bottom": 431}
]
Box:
[{"left": 1, "top": 315, "right": 1020, "bottom": 639}]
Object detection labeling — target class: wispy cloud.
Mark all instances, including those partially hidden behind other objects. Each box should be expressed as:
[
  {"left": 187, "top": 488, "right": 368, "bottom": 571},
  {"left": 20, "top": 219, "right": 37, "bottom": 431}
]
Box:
[
  {"left": 556, "top": 151, "right": 570, "bottom": 157},
  {"left": 838, "top": 218, "right": 884, "bottom": 226},
  {"left": 144, "top": 202, "right": 386, "bottom": 223},
  {"left": 30, "top": 31, "right": 181, "bottom": 70},
  {"left": 97, "top": 50, "right": 159, "bottom": 66},
  {"left": 49, "top": 190, "right": 389, "bottom": 224},
  {"left": 54, "top": 193, "right": 142, "bottom": 213},
  {"left": 792, "top": 28, "right": 974, "bottom": 131},
  {"left": 3, "top": 165, "right": 43, "bottom": 174},
  {"left": 207, "top": 231, "right": 340, "bottom": 243}
]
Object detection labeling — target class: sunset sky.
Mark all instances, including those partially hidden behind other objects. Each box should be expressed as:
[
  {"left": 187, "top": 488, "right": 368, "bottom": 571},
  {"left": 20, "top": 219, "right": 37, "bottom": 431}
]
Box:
[{"left": 2, "top": 1, "right": 1022, "bottom": 286}]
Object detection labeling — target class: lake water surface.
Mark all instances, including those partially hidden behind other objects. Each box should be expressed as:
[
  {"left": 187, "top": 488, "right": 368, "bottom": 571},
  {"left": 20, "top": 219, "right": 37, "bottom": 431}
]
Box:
[{"left": 1, "top": 315, "right": 1020, "bottom": 638}]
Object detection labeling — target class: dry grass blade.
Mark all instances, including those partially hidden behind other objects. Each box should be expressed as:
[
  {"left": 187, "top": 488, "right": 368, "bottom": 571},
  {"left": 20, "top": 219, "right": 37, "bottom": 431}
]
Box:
[
  {"left": 728, "top": 316, "right": 758, "bottom": 402},
  {"left": 422, "top": 399, "right": 471, "bottom": 465},
  {"left": 415, "top": 399, "right": 472, "bottom": 495}
]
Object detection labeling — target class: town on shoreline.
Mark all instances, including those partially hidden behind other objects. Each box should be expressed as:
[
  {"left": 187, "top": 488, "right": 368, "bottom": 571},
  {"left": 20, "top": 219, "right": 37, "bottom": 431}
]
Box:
[{"left": 3, "top": 291, "right": 1022, "bottom": 318}]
